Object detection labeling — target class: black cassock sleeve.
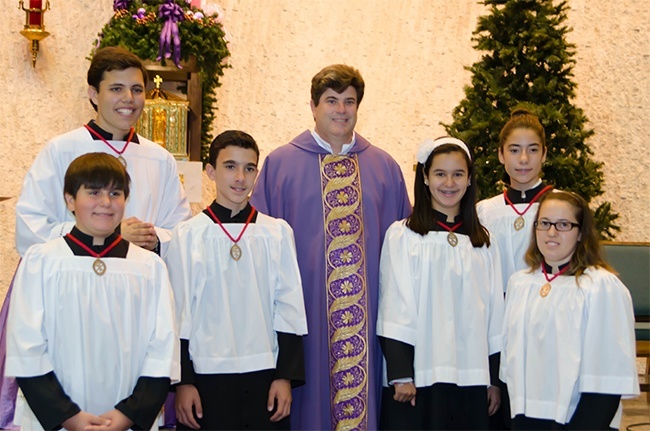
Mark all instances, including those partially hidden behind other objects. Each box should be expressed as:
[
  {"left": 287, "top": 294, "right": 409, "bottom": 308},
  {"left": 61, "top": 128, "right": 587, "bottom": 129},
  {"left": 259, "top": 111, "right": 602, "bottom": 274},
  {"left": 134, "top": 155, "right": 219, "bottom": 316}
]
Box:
[
  {"left": 379, "top": 336, "right": 414, "bottom": 382},
  {"left": 274, "top": 332, "right": 305, "bottom": 387},
  {"left": 566, "top": 393, "right": 621, "bottom": 430},
  {"left": 17, "top": 372, "right": 81, "bottom": 430},
  {"left": 175, "top": 338, "right": 196, "bottom": 386},
  {"left": 489, "top": 352, "right": 500, "bottom": 387},
  {"left": 115, "top": 376, "right": 170, "bottom": 430}
]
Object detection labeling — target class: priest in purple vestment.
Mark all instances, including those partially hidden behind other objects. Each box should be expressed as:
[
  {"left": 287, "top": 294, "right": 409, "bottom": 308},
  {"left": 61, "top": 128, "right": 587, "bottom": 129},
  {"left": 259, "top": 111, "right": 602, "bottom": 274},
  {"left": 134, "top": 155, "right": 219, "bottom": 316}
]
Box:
[{"left": 250, "top": 64, "right": 411, "bottom": 430}]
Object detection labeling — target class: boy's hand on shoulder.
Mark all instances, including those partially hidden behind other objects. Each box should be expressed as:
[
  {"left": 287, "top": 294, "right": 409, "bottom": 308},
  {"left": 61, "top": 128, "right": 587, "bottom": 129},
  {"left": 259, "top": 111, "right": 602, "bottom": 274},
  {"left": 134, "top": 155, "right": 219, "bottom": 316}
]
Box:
[
  {"left": 85, "top": 409, "right": 132, "bottom": 431},
  {"left": 61, "top": 411, "right": 109, "bottom": 431},
  {"left": 268, "top": 378, "right": 292, "bottom": 422},
  {"left": 121, "top": 217, "right": 157, "bottom": 250},
  {"left": 176, "top": 384, "right": 203, "bottom": 429}
]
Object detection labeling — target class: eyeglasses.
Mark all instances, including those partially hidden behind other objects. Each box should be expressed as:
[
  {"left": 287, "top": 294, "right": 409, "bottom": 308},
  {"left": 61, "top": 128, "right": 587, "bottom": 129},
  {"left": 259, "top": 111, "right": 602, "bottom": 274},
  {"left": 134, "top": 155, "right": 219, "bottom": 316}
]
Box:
[{"left": 534, "top": 220, "right": 581, "bottom": 231}]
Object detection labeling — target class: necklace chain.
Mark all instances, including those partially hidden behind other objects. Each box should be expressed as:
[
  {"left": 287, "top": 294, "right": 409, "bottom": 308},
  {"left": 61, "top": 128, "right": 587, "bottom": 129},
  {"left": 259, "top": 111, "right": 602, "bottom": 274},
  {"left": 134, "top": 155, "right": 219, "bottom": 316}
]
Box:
[
  {"left": 503, "top": 185, "right": 553, "bottom": 216},
  {"left": 541, "top": 263, "right": 570, "bottom": 283},
  {"left": 66, "top": 234, "right": 123, "bottom": 258},
  {"left": 205, "top": 206, "right": 256, "bottom": 244},
  {"left": 84, "top": 124, "right": 134, "bottom": 157}
]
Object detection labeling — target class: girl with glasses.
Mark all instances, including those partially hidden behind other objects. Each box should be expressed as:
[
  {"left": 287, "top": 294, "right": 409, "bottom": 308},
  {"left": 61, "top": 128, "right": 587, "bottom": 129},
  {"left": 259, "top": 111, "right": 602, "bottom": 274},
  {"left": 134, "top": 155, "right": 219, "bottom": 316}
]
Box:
[{"left": 500, "top": 190, "right": 639, "bottom": 430}]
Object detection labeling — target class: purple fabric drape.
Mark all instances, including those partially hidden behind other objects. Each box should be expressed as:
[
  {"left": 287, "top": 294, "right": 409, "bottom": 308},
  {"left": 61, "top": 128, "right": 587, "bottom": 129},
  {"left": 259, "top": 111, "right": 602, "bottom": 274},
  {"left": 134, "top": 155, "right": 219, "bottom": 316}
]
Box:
[
  {"left": 157, "top": 0, "right": 184, "bottom": 67},
  {"left": 0, "top": 264, "right": 21, "bottom": 428}
]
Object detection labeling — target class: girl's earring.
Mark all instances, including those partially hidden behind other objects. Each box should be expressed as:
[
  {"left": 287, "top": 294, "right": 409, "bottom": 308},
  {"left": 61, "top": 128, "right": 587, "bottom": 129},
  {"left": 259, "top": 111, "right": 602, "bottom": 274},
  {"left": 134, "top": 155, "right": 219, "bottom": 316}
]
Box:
[
  {"left": 424, "top": 180, "right": 429, "bottom": 186},
  {"left": 468, "top": 181, "right": 471, "bottom": 186}
]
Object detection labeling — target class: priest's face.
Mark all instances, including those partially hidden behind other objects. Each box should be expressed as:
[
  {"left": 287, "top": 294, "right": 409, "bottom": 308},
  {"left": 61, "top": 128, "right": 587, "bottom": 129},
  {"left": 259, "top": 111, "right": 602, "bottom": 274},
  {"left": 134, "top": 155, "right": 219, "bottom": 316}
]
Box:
[
  {"left": 206, "top": 146, "right": 259, "bottom": 215},
  {"left": 426, "top": 151, "right": 470, "bottom": 220},
  {"left": 310, "top": 86, "right": 358, "bottom": 149},
  {"left": 535, "top": 198, "right": 581, "bottom": 269},
  {"left": 88, "top": 67, "right": 145, "bottom": 139},
  {"left": 65, "top": 185, "right": 126, "bottom": 240}
]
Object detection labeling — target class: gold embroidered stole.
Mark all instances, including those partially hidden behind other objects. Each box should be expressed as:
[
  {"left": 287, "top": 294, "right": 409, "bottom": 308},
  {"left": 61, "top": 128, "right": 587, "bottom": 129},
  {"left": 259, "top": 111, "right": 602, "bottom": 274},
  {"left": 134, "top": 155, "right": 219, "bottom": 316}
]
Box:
[{"left": 320, "top": 154, "right": 368, "bottom": 431}]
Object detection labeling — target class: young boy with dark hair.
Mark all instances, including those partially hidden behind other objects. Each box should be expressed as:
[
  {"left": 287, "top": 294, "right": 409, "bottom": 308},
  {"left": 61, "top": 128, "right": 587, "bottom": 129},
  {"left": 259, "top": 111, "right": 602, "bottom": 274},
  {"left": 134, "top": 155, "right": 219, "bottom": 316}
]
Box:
[
  {"left": 166, "top": 130, "right": 308, "bottom": 430},
  {"left": 6, "top": 153, "right": 178, "bottom": 431}
]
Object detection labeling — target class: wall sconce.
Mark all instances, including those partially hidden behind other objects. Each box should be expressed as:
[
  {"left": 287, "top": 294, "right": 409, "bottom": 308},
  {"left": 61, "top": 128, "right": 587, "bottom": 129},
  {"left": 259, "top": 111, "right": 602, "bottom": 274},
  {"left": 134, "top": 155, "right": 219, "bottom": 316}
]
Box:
[{"left": 19, "top": 0, "right": 50, "bottom": 67}]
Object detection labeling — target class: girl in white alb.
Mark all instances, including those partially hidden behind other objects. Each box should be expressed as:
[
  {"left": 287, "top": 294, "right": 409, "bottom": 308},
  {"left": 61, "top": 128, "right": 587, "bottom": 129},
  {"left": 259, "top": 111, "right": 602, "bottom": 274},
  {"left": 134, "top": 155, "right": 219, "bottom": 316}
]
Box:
[
  {"left": 501, "top": 190, "right": 639, "bottom": 430},
  {"left": 477, "top": 108, "right": 552, "bottom": 295},
  {"left": 378, "top": 137, "right": 504, "bottom": 430}
]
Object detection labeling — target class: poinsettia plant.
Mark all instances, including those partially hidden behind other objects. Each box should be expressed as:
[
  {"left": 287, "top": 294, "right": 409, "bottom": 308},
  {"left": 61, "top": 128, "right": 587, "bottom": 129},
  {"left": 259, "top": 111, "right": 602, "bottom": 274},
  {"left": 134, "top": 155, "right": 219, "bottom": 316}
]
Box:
[{"left": 93, "top": 0, "right": 230, "bottom": 163}]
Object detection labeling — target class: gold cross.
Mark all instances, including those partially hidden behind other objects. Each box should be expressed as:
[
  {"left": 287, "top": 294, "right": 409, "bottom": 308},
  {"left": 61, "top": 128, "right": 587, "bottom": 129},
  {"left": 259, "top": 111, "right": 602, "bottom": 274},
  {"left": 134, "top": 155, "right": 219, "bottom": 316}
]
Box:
[{"left": 153, "top": 75, "right": 163, "bottom": 89}]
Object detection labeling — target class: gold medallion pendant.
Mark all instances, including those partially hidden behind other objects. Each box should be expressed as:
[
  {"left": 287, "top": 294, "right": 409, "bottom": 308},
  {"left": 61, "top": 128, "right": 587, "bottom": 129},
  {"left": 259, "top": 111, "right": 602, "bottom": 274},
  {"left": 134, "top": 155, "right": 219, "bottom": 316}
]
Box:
[
  {"left": 206, "top": 205, "right": 257, "bottom": 262},
  {"left": 230, "top": 244, "right": 242, "bottom": 261},
  {"left": 65, "top": 233, "right": 123, "bottom": 276},
  {"left": 539, "top": 283, "right": 551, "bottom": 297},
  {"left": 504, "top": 186, "right": 554, "bottom": 233},
  {"left": 514, "top": 216, "right": 525, "bottom": 231},
  {"left": 447, "top": 232, "right": 458, "bottom": 247},
  {"left": 93, "top": 258, "right": 107, "bottom": 276},
  {"left": 117, "top": 155, "right": 127, "bottom": 168}
]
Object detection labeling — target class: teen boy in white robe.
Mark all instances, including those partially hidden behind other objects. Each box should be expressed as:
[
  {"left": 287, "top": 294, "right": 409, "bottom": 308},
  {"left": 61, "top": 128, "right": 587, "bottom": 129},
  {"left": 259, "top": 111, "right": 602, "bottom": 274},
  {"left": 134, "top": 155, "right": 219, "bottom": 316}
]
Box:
[
  {"left": 6, "top": 153, "right": 179, "bottom": 431},
  {"left": 15, "top": 46, "right": 190, "bottom": 257},
  {"left": 166, "top": 130, "right": 308, "bottom": 430}
]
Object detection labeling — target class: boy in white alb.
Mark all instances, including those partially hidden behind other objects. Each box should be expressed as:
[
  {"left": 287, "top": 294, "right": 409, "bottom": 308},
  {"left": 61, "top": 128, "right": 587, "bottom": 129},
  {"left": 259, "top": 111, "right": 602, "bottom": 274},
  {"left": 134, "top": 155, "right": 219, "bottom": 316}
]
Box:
[
  {"left": 6, "top": 153, "right": 179, "bottom": 431},
  {"left": 166, "top": 131, "right": 308, "bottom": 430},
  {"left": 15, "top": 46, "right": 190, "bottom": 257}
]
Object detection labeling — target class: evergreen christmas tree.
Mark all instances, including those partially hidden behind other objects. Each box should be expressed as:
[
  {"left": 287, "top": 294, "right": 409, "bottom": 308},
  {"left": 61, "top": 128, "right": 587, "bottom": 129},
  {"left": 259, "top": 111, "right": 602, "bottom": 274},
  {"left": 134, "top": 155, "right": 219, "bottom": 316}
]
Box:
[{"left": 444, "top": 0, "right": 619, "bottom": 239}]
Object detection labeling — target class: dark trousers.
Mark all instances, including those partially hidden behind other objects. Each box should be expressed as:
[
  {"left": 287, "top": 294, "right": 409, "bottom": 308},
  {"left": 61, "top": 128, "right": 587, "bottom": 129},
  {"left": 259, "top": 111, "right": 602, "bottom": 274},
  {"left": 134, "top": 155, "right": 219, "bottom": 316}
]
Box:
[
  {"left": 176, "top": 369, "right": 290, "bottom": 430},
  {"left": 512, "top": 414, "right": 617, "bottom": 431},
  {"left": 380, "top": 382, "right": 489, "bottom": 430},
  {"left": 512, "top": 415, "right": 565, "bottom": 430}
]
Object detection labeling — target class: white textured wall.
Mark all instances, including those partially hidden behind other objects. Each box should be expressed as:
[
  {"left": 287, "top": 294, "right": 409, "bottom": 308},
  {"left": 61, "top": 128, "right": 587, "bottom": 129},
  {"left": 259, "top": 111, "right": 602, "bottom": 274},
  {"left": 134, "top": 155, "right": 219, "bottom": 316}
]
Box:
[{"left": 1, "top": 0, "right": 648, "bottom": 300}]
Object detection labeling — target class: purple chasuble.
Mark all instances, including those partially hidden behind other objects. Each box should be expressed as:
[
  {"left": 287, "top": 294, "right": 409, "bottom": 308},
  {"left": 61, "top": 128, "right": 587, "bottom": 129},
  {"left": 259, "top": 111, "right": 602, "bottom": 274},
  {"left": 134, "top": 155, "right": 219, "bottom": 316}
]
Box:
[{"left": 250, "top": 131, "right": 410, "bottom": 430}]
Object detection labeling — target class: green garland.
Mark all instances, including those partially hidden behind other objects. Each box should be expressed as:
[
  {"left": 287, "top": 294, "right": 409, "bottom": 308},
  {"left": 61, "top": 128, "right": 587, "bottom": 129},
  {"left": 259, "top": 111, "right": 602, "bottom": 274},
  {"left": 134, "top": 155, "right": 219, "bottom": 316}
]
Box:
[{"left": 92, "top": 0, "right": 230, "bottom": 164}]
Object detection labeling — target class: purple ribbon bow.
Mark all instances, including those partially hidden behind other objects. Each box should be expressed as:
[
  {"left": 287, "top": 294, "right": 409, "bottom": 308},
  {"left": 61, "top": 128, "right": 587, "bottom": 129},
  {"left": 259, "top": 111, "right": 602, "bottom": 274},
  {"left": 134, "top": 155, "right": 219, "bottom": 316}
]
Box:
[
  {"left": 113, "top": 0, "right": 131, "bottom": 11},
  {"left": 157, "top": 0, "right": 185, "bottom": 67}
]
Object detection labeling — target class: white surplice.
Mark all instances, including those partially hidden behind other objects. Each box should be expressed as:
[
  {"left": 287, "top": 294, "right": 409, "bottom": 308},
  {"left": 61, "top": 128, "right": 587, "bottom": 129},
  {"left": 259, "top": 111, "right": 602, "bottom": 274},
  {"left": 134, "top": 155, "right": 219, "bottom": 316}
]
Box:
[
  {"left": 166, "top": 212, "right": 308, "bottom": 374},
  {"left": 15, "top": 127, "right": 191, "bottom": 257},
  {"left": 6, "top": 239, "right": 179, "bottom": 431},
  {"left": 377, "top": 221, "right": 505, "bottom": 388},
  {"left": 477, "top": 194, "right": 540, "bottom": 293},
  {"left": 501, "top": 267, "right": 639, "bottom": 428}
]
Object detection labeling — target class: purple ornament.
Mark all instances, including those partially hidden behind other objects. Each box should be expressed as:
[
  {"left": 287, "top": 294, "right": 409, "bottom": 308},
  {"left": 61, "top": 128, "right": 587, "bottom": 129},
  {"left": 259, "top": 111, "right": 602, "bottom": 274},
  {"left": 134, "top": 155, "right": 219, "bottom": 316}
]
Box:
[{"left": 132, "top": 7, "right": 146, "bottom": 19}]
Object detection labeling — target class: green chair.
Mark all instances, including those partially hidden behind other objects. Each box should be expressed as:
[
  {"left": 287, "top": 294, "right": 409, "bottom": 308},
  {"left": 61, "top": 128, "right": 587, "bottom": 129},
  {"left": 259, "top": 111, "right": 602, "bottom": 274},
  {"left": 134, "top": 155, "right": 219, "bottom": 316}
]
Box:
[{"left": 602, "top": 241, "right": 650, "bottom": 392}]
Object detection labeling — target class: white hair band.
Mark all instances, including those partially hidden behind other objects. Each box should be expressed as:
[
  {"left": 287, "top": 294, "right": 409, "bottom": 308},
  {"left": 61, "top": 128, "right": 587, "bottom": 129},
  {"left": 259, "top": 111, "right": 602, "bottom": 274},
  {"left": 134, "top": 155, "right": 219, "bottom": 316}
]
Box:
[{"left": 416, "top": 137, "right": 472, "bottom": 164}]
